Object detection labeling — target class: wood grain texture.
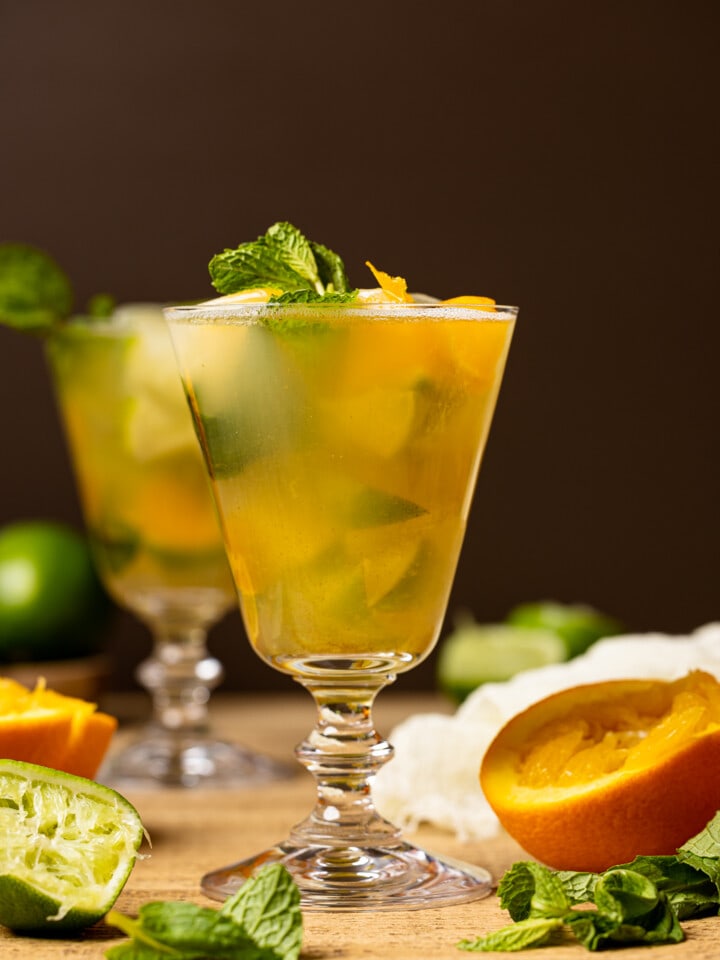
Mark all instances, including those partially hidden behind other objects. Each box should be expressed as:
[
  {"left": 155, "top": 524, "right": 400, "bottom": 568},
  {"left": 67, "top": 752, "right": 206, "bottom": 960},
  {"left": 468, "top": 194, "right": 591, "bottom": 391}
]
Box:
[{"left": 2, "top": 693, "right": 719, "bottom": 958}]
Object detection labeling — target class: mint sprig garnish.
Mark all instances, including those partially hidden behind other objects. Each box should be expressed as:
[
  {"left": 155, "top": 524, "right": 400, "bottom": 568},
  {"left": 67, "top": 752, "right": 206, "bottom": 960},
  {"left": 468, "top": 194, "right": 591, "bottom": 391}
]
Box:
[
  {"left": 458, "top": 811, "right": 720, "bottom": 952},
  {"left": 105, "top": 863, "right": 302, "bottom": 960},
  {"left": 0, "top": 243, "right": 74, "bottom": 332},
  {"left": 0, "top": 243, "right": 116, "bottom": 333},
  {"left": 208, "top": 222, "right": 356, "bottom": 303}
]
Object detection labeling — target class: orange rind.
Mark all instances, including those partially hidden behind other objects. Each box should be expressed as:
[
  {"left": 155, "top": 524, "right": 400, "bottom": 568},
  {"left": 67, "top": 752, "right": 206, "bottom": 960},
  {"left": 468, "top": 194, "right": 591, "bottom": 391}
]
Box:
[
  {"left": 480, "top": 670, "right": 720, "bottom": 872},
  {"left": 0, "top": 677, "right": 116, "bottom": 778}
]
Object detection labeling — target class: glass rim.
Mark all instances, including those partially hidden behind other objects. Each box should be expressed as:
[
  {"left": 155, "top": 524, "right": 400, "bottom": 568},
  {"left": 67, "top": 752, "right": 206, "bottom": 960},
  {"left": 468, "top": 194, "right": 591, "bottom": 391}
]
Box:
[{"left": 164, "top": 301, "right": 519, "bottom": 322}]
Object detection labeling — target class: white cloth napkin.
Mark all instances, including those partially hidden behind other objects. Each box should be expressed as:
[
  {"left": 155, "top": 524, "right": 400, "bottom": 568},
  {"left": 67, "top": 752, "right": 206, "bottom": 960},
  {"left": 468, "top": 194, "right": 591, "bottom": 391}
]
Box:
[{"left": 373, "top": 623, "right": 720, "bottom": 841}]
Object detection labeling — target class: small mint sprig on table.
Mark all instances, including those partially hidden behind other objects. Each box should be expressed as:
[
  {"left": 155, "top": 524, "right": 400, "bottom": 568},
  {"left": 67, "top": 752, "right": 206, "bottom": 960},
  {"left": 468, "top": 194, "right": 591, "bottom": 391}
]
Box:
[
  {"left": 208, "top": 222, "right": 357, "bottom": 304},
  {"left": 105, "top": 863, "right": 302, "bottom": 960},
  {"left": 458, "top": 811, "right": 720, "bottom": 952}
]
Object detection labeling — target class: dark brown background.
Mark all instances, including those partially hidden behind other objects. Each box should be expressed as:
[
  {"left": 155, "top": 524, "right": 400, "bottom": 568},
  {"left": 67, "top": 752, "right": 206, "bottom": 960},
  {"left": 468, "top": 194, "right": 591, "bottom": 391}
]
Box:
[{"left": 0, "top": 0, "right": 717, "bottom": 692}]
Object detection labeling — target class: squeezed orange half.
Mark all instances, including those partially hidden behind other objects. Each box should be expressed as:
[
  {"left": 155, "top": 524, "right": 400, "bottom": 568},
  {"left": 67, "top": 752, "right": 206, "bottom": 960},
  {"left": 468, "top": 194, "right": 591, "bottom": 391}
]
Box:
[{"left": 481, "top": 670, "right": 720, "bottom": 872}]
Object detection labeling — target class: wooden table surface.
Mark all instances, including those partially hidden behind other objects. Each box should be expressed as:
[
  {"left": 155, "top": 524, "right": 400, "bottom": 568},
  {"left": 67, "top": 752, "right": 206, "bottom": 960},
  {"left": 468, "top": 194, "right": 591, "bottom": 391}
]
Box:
[{"left": 1, "top": 691, "right": 719, "bottom": 959}]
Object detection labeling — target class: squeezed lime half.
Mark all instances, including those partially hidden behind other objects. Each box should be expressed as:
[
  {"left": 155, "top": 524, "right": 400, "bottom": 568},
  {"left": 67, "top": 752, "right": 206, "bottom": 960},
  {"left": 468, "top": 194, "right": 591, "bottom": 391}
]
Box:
[{"left": 0, "top": 759, "right": 145, "bottom": 934}]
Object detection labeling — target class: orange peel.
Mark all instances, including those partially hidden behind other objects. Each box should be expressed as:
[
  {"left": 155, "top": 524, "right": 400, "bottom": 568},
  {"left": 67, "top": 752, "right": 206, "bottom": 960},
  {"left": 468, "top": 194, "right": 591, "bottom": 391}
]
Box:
[
  {"left": 0, "top": 677, "right": 116, "bottom": 778},
  {"left": 442, "top": 295, "right": 496, "bottom": 307},
  {"left": 480, "top": 670, "right": 720, "bottom": 872},
  {"left": 364, "top": 262, "right": 414, "bottom": 302}
]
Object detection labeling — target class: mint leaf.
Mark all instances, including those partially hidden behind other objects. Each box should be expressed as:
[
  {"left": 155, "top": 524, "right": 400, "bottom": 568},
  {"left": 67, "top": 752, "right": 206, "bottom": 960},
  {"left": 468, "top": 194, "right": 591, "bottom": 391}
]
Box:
[
  {"left": 556, "top": 870, "right": 598, "bottom": 905},
  {"left": 498, "top": 862, "right": 569, "bottom": 922},
  {"left": 615, "top": 855, "right": 718, "bottom": 919},
  {"left": 130, "top": 902, "right": 263, "bottom": 958},
  {"left": 220, "top": 863, "right": 302, "bottom": 960},
  {"left": 105, "top": 910, "right": 181, "bottom": 957},
  {"left": 467, "top": 816, "right": 720, "bottom": 954},
  {"left": 567, "top": 879, "right": 684, "bottom": 951},
  {"left": 0, "top": 243, "right": 73, "bottom": 332},
  {"left": 87, "top": 292, "right": 116, "bottom": 318},
  {"left": 265, "top": 222, "right": 321, "bottom": 291},
  {"left": 270, "top": 289, "right": 357, "bottom": 304},
  {"left": 347, "top": 488, "right": 427, "bottom": 528},
  {"left": 208, "top": 222, "right": 352, "bottom": 303},
  {"left": 594, "top": 869, "right": 661, "bottom": 923},
  {"left": 567, "top": 908, "right": 683, "bottom": 951},
  {"left": 105, "top": 865, "right": 301, "bottom": 960},
  {"left": 107, "top": 903, "right": 269, "bottom": 959},
  {"left": 677, "top": 810, "right": 720, "bottom": 896},
  {"left": 310, "top": 240, "right": 351, "bottom": 292},
  {"left": 209, "top": 237, "right": 309, "bottom": 295},
  {"left": 458, "top": 917, "right": 564, "bottom": 952}
]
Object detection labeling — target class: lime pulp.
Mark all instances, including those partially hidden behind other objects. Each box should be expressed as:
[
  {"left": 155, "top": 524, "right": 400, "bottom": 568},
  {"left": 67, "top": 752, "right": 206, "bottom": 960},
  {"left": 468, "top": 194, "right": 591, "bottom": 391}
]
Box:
[{"left": 0, "top": 759, "right": 145, "bottom": 933}]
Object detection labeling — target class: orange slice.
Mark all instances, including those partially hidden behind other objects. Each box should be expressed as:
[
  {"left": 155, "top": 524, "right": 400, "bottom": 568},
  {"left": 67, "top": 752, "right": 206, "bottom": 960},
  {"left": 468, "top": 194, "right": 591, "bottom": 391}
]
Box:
[
  {"left": 442, "top": 295, "right": 496, "bottom": 307},
  {"left": 0, "top": 677, "right": 116, "bottom": 778},
  {"left": 201, "top": 287, "right": 283, "bottom": 304},
  {"left": 480, "top": 670, "right": 720, "bottom": 872}
]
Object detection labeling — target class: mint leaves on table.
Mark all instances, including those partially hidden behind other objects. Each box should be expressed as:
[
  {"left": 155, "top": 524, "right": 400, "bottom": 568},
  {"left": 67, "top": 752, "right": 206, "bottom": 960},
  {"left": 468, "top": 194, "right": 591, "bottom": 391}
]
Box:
[
  {"left": 208, "top": 222, "right": 357, "bottom": 304},
  {"left": 105, "top": 863, "right": 302, "bottom": 960},
  {"left": 0, "top": 243, "right": 74, "bottom": 332},
  {"left": 458, "top": 812, "right": 720, "bottom": 952}
]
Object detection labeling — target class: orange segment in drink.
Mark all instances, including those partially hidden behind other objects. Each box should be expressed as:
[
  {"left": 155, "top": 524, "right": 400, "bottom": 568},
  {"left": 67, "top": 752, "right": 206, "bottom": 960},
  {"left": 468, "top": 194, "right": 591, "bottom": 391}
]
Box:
[
  {"left": 124, "top": 458, "right": 222, "bottom": 553},
  {"left": 446, "top": 318, "right": 513, "bottom": 392}
]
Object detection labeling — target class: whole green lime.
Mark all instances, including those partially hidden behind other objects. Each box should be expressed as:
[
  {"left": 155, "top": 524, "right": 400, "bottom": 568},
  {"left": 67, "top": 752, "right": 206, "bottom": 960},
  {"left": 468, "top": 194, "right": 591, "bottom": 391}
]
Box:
[
  {"left": 506, "top": 601, "right": 624, "bottom": 659},
  {"left": 437, "top": 623, "right": 567, "bottom": 704},
  {"left": 0, "top": 521, "right": 110, "bottom": 662}
]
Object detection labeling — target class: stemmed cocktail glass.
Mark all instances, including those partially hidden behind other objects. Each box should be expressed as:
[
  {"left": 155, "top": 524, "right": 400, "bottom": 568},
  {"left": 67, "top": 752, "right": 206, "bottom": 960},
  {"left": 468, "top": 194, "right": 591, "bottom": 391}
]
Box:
[
  {"left": 46, "top": 304, "right": 290, "bottom": 788},
  {"left": 166, "top": 298, "right": 516, "bottom": 907}
]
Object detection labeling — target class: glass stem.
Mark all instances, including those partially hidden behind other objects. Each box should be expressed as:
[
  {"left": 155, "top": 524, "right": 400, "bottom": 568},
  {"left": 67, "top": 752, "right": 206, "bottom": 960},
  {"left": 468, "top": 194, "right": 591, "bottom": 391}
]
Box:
[
  {"left": 135, "top": 621, "right": 223, "bottom": 736},
  {"left": 289, "top": 676, "right": 402, "bottom": 849}
]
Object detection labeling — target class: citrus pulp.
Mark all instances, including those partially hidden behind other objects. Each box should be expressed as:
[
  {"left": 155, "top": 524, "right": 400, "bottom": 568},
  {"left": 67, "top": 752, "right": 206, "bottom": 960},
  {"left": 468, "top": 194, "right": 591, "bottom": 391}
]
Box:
[
  {"left": 0, "top": 759, "right": 144, "bottom": 933},
  {"left": 480, "top": 670, "right": 720, "bottom": 872}
]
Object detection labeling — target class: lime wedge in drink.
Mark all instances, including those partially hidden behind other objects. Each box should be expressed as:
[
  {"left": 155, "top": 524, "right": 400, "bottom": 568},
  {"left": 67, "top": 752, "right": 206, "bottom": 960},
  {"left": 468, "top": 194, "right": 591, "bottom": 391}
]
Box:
[
  {"left": 122, "top": 306, "right": 196, "bottom": 462},
  {"left": 0, "top": 759, "right": 145, "bottom": 934},
  {"left": 437, "top": 623, "right": 566, "bottom": 703}
]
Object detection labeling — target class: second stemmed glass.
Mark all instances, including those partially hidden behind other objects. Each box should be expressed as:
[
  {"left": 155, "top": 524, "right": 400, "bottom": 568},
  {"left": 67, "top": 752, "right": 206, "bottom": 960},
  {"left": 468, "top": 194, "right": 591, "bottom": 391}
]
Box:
[
  {"left": 46, "top": 304, "right": 290, "bottom": 788},
  {"left": 166, "top": 297, "right": 517, "bottom": 907}
]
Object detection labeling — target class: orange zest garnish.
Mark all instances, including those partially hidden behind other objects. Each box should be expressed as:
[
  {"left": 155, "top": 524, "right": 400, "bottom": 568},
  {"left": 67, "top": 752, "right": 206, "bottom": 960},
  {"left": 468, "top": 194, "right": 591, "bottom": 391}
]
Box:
[
  {"left": 481, "top": 670, "right": 720, "bottom": 872},
  {"left": 364, "top": 262, "right": 414, "bottom": 302},
  {"left": 442, "top": 295, "right": 496, "bottom": 307}
]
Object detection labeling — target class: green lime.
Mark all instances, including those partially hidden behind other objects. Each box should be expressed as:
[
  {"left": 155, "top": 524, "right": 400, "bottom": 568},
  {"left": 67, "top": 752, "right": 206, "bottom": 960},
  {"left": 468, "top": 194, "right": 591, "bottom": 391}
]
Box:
[
  {"left": 0, "top": 521, "right": 111, "bottom": 662},
  {"left": 0, "top": 244, "right": 73, "bottom": 333},
  {"left": 506, "top": 601, "right": 624, "bottom": 659},
  {"left": 437, "top": 622, "right": 566, "bottom": 703},
  {"left": 0, "top": 759, "right": 145, "bottom": 934}
]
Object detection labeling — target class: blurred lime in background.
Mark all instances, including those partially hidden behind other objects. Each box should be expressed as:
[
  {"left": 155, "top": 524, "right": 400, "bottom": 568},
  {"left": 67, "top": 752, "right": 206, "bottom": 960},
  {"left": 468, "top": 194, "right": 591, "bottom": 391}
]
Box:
[
  {"left": 0, "top": 520, "right": 111, "bottom": 663},
  {"left": 437, "top": 601, "right": 624, "bottom": 703}
]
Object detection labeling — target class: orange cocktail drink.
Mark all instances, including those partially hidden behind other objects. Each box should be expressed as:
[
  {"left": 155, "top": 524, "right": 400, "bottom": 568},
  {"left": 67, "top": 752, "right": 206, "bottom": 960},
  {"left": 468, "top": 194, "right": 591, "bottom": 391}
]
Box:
[{"left": 169, "top": 301, "right": 514, "bottom": 679}]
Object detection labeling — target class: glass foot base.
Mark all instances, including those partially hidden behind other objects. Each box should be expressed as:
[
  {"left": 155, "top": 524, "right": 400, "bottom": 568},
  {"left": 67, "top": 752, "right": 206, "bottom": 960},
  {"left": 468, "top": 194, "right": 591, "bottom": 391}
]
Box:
[
  {"left": 201, "top": 840, "right": 492, "bottom": 911},
  {"left": 101, "top": 733, "right": 294, "bottom": 789}
]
